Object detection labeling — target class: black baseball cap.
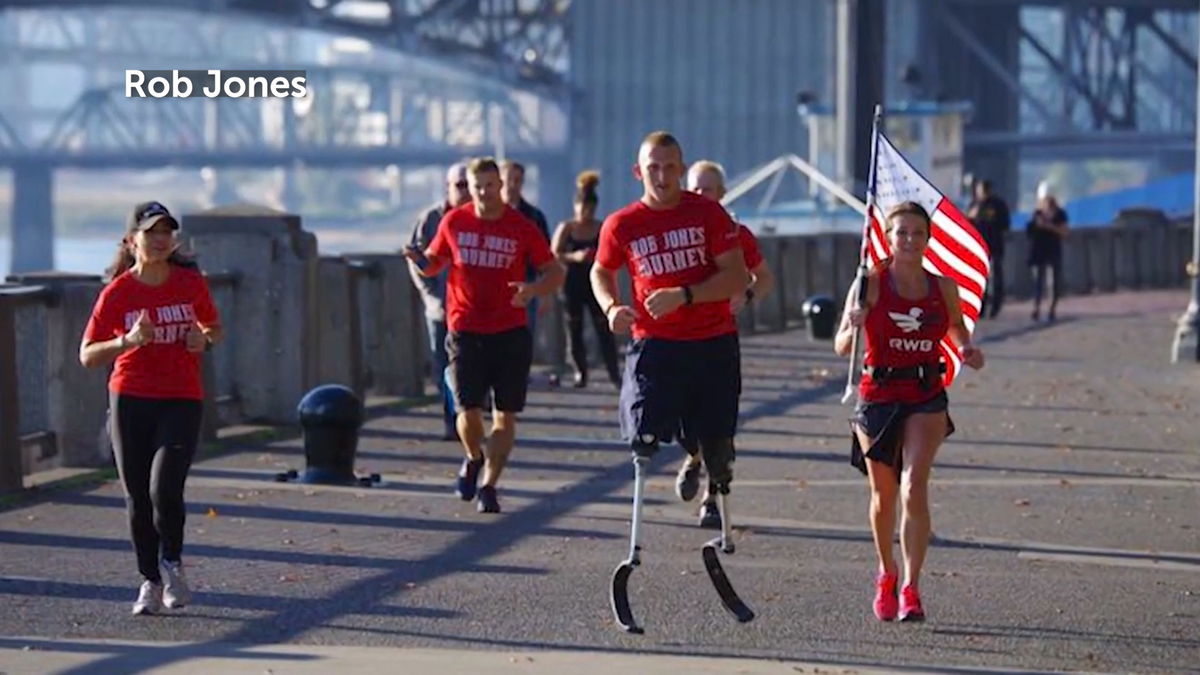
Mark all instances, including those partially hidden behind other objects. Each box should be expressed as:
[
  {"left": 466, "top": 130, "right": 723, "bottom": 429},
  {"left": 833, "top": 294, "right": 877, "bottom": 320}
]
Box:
[{"left": 128, "top": 201, "right": 179, "bottom": 232}]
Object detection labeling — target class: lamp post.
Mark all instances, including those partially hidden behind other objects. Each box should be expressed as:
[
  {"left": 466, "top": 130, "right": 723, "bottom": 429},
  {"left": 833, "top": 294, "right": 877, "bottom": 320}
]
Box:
[{"left": 1170, "top": 24, "right": 1200, "bottom": 364}]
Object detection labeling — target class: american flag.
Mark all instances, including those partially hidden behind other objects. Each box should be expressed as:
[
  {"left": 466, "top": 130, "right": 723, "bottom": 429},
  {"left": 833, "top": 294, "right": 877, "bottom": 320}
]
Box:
[{"left": 862, "top": 131, "right": 991, "bottom": 386}]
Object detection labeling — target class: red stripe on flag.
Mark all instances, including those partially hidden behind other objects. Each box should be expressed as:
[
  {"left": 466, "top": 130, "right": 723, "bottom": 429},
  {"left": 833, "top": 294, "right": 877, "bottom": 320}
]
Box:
[
  {"left": 936, "top": 198, "right": 989, "bottom": 252},
  {"left": 923, "top": 245, "right": 985, "bottom": 312},
  {"left": 867, "top": 214, "right": 888, "bottom": 269},
  {"left": 938, "top": 339, "right": 960, "bottom": 387},
  {"left": 930, "top": 218, "right": 990, "bottom": 280}
]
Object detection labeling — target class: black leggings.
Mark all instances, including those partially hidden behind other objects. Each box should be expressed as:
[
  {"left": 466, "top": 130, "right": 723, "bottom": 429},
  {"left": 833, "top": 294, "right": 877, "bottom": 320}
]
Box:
[
  {"left": 109, "top": 393, "right": 203, "bottom": 583},
  {"left": 563, "top": 283, "right": 619, "bottom": 382},
  {"left": 1031, "top": 261, "right": 1061, "bottom": 315}
]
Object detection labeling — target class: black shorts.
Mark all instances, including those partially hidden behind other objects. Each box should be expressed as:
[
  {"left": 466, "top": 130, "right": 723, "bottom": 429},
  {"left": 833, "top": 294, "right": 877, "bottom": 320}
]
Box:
[
  {"left": 446, "top": 327, "right": 533, "bottom": 412},
  {"left": 849, "top": 390, "right": 955, "bottom": 480},
  {"left": 619, "top": 333, "right": 740, "bottom": 444}
]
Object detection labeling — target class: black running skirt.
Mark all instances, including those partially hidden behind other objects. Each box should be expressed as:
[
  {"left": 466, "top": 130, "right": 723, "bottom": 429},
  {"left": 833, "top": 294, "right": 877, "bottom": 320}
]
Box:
[{"left": 849, "top": 391, "right": 954, "bottom": 480}]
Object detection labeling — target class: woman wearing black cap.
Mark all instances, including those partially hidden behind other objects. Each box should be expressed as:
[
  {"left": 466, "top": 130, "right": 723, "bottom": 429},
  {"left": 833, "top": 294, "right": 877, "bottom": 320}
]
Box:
[{"left": 79, "top": 201, "right": 223, "bottom": 615}]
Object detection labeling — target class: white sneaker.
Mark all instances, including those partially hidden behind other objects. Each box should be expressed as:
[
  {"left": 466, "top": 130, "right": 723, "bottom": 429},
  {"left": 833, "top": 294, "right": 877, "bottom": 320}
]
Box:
[
  {"left": 132, "top": 580, "right": 163, "bottom": 616},
  {"left": 161, "top": 560, "right": 192, "bottom": 609}
]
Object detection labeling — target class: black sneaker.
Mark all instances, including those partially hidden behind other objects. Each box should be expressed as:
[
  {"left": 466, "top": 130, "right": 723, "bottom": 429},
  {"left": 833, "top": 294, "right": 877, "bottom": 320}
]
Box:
[
  {"left": 455, "top": 458, "right": 484, "bottom": 501},
  {"left": 675, "top": 460, "right": 701, "bottom": 502},
  {"left": 477, "top": 485, "right": 501, "bottom": 513},
  {"left": 698, "top": 501, "right": 722, "bottom": 529}
]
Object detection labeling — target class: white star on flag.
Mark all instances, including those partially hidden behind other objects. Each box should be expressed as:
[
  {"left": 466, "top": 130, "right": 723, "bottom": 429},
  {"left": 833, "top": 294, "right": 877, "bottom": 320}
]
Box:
[{"left": 863, "top": 131, "right": 991, "bottom": 387}]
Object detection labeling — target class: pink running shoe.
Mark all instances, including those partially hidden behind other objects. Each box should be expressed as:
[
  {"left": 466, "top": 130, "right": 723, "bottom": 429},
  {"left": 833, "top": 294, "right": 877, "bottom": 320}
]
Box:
[
  {"left": 873, "top": 573, "right": 898, "bottom": 621},
  {"left": 899, "top": 584, "right": 925, "bottom": 622}
]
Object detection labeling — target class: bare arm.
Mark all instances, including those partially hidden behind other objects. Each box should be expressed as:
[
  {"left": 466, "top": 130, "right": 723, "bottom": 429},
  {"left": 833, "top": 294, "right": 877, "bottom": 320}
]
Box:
[
  {"left": 590, "top": 263, "right": 636, "bottom": 334},
  {"left": 696, "top": 248, "right": 750, "bottom": 301},
  {"left": 551, "top": 222, "right": 571, "bottom": 261},
  {"left": 940, "top": 277, "right": 986, "bottom": 370},
  {"left": 590, "top": 263, "right": 621, "bottom": 316},
  {"left": 80, "top": 308, "right": 155, "bottom": 368},
  {"left": 403, "top": 247, "right": 450, "bottom": 277},
  {"left": 748, "top": 261, "right": 775, "bottom": 302},
  {"left": 79, "top": 335, "right": 129, "bottom": 368},
  {"left": 731, "top": 260, "right": 776, "bottom": 314},
  {"left": 531, "top": 258, "right": 565, "bottom": 296},
  {"left": 940, "top": 277, "right": 971, "bottom": 349},
  {"left": 202, "top": 323, "right": 224, "bottom": 346},
  {"left": 552, "top": 222, "right": 590, "bottom": 264},
  {"left": 643, "top": 248, "right": 750, "bottom": 319},
  {"left": 834, "top": 274, "right": 877, "bottom": 356}
]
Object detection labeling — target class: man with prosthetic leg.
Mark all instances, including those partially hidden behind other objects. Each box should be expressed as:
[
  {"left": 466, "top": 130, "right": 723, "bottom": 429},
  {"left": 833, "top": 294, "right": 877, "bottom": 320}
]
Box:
[{"left": 591, "top": 131, "right": 753, "bottom": 632}]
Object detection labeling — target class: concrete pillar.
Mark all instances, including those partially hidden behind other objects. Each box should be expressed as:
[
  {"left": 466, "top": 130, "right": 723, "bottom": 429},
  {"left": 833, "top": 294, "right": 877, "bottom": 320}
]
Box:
[
  {"left": 5, "top": 274, "right": 108, "bottom": 468},
  {"left": 1113, "top": 228, "right": 1142, "bottom": 289},
  {"left": 199, "top": 167, "right": 240, "bottom": 209},
  {"left": 1062, "top": 232, "right": 1091, "bottom": 295},
  {"left": 1088, "top": 229, "right": 1116, "bottom": 293},
  {"left": 836, "top": 0, "right": 886, "bottom": 192},
  {"left": 1172, "top": 223, "right": 1192, "bottom": 286},
  {"left": 1004, "top": 232, "right": 1031, "bottom": 299},
  {"left": 0, "top": 287, "right": 25, "bottom": 491},
  {"left": 939, "top": 4, "right": 1021, "bottom": 206},
  {"left": 756, "top": 236, "right": 787, "bottom": 332},
  {"left": 181, "top": 204, "right": 319, "bottom": 423},
  {"left": 785, "top": 237, "right": 815, "bottom": 323},
  {"left": 533, "top": 153, "right": 571, "bottom": 372},
  {"left": 277, "top": 165, "right": 304, "bottom": 214},
  {"left": 832, "top": 233, "right": 862, "bottom": 303},
  {"left": 342, "top": 253, "right": 422, "bottom": 398},
  {"left": 811, "top": 234, "right": 837, "bottom": 298},
  {"left": 11, "top": 161, "right": 54, "bottom": 275},
  {"left": 316, "top": 257, "right": 365, "bottom": 397}
]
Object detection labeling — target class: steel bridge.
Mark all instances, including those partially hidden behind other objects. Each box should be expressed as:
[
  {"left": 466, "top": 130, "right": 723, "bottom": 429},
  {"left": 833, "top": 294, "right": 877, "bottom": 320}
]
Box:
[{"left": 0, "top": 0, "right": 1196, "bottom": 274}]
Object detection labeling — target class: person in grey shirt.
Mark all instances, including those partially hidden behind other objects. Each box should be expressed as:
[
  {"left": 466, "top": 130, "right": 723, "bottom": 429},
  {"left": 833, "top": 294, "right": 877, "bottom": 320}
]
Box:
[{"left": 408, "top": 162, "right": 471, "bottom": 439}]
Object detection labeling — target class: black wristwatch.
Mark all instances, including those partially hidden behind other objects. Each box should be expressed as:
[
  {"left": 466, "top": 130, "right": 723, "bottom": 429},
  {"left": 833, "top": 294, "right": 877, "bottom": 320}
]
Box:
[
  {"left": 682, "top": 286, "right": 694, "bottom": 305},
  {"left": 745, "top": 288, "right": 756, "bottom": 303}
]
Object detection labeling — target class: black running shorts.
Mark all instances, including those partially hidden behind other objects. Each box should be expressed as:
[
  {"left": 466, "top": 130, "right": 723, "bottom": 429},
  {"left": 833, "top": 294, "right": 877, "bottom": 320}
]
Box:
[
  {"left": 446, "top": 327, "right": 533, "bottom": 412},
  {"left": 849, "top": 390, "right": 954, "bottom": 479},
  {"left": 619, "top": 333, "right": 740, "bottom": 444}
]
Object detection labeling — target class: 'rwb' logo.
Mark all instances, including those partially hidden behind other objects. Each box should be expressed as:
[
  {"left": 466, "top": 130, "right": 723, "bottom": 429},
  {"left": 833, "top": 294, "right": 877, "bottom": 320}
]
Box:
[
  {"left": 887, "top": 307, "right": 934, "bottom": 351},
  {"left": 888, "top": 307, "right": 924, "bottom": 333},
  {"left": 889, "top": 336, "right": 935, "bottom": 352}
]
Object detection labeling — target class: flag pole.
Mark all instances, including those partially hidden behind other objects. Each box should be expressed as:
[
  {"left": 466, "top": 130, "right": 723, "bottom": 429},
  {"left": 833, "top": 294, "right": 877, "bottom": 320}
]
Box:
[{"left": 841, "top": 104, "right": 884, "bottom": 405}]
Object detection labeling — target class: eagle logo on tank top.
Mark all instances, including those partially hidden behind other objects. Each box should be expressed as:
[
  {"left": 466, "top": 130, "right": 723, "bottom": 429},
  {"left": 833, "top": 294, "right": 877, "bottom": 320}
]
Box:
[{"left": 887, "top": 307, "right": 925, "bottom": 334}]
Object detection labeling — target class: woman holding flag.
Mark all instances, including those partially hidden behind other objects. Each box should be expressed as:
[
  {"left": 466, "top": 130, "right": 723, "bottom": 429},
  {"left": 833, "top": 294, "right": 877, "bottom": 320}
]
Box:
[{"left": 834, "top": 200, "right": 985, "bottom": 623}]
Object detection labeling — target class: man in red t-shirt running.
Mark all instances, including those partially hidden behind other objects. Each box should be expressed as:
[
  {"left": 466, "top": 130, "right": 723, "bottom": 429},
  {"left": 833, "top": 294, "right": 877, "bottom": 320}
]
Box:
[
  {"left": 675, "top": 159, "right": 776, "bottom": 528},
  {"left": 406, "top": 157, "right": 564, "bottom": 514},
  {"left": 590, "top": 131, "right": 749, "bottom": 498}
]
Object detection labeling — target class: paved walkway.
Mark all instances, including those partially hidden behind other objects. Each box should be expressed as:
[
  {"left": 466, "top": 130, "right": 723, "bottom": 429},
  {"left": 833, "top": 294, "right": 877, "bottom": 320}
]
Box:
[{"left": 1, "top": 291, "right": 1197, "bottom": 674}]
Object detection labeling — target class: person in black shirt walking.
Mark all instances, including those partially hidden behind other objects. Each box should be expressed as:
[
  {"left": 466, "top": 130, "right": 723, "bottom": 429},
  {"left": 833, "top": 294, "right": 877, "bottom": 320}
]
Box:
[
  {"left": 1026, "top": 183, "right": 1069, "bottom": 322},
  {"left": 966, "top": 179, "right": 1010, "bottom": 319}
]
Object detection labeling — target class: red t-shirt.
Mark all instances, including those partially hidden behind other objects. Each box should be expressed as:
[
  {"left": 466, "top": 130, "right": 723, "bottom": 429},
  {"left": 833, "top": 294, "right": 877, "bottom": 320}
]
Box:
[
  {"left": 429, "top": 203, "right": 555, "bottom": 334},
  {"left": 738, "top": 225, "right": 764, "bottom": 269},
  {"left": 596, "top": 191, "right": 741, "bottom": 340},
  {"left": 860, "top": 268, "right": 950, "bottom": 403},
  {"left": 83, "top": 266, "right": 220, "bottom": 400}
]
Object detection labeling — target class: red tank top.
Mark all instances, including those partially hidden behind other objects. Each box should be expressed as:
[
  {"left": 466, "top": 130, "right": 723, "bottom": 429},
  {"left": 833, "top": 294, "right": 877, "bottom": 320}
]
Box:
[{"left": 860, "top": 267, "right": 949, "bottom": 403}]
